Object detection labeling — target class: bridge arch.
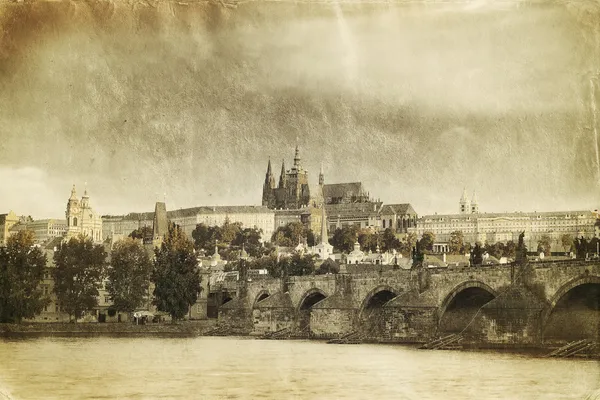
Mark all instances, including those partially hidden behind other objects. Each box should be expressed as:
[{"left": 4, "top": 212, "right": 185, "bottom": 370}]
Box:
[
  {"left": 357, "top": 285, "right": 399, "bottom": 337},
  {"left": 438, "top": 280, "right": 497, "bottom": 333},
  {"left": 542, "top": 274, "right": 600, "bottom": 341},
  {"left": 358, "top": 285, "right": 399, "bottom": 318},
  {"left": 252, "top": 290, "right": 270, "bottom": 308},
  {"left": 296, "top": 288, "right": 329, "bottom": 333}
]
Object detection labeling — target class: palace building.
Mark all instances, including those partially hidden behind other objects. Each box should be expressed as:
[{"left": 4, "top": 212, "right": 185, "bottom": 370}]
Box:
[{"left": 410, "top": 190, "right": 598, "bottom": 253}]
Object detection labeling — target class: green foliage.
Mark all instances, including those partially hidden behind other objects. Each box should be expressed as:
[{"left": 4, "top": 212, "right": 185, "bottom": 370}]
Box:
[
  {"left": 53, "top": 235, "right": 107, "bottom": 322},
  {"left": 315, "top": 259, "right": 340, "bottom": 275},
  {"left": 503, "top": 241, "right": 516, "bottom": 259},
  {"left": 419, "top": 231, "right": 435, "bottom": 253},
  {"left": 106, "top": 238, "right": 153, "bottom": 313},
  {"left": 331, "top": 225, "right": 359, "bottom": 253},
  {"left": 231, "top": 227, "right": 263, "bottom": 258},
  {"left": 271, "top": 222, "right": 315, "bottom": 248},
  {"left": 537, "top": 234, "right": 552, "bottom": 255},
  {"left": 471, "top": 243, "right": 484, "bottom": 265},
  {"left": 152, "top": 223, "right": 201, "bottom": 320},
  {"left": 381, "top": 228, "right": 401, "bottom": 252},
  {"left": 484, "top": 241, "right": 505, "bottom": 259},
  {"left": 448, "top": 231, "right": 466, "bottom": 255},
  {"left": 283, "top": 253, "right": 318, "bottom": 276},
  {"left": 560, "top": 234, "right": 574, "bottom": 253},
  {"left": 401, "top": 232, "right": 418, "bottom": 257},
  {"left": 358, "top": 229, "right": 379, "bottom": 252},
  {"left": 0, "top": 230, "right": 48, "bottom": 323},
  {"left": 587, "top": 237, "right": 599, "bottom": 254},
  {"left": 192, "top": 221, "right": 264, "bottom": 257},
  {"left": 246, "top": 255, "right": 279, "bottom": 276},
  {"left": 246, "top": 253, "right": 316, "bottom": 277},
  {"left": 129, "top": 226, "right": 153, "bottom": 241}
]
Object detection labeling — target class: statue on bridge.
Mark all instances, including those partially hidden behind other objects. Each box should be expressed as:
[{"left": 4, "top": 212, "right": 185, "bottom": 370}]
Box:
[
  {"left": 515, "top": 231, "right": 528, "bottom": 265},
  {"left": 412, "top": 240, "right": 424, "bottom": 268}
]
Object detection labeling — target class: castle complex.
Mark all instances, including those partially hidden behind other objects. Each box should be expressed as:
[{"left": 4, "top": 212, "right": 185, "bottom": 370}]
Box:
[{"left": 262, "top": 146, "right": 371, "bottom": 210}]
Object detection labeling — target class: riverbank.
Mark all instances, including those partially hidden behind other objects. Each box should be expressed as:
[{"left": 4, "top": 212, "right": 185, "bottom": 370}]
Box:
[{"left": 0, "top": 320, "right": 217, "bottom": 338}]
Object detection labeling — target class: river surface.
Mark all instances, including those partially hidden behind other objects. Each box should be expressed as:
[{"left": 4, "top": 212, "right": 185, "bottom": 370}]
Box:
[{"left": 0, "top": 337, "right": 599, "bottom": 399}]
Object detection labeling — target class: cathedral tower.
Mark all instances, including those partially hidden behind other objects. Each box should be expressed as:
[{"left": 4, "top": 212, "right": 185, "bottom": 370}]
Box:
[
  {"left": 471, "top": 191, "right": 479, "bottom": 214},
  {"left": 262, "top": 159, "right": 276, "bottom": 208},
  {"left": 459, "top": 188, "right": 470, "bottom": 214}
]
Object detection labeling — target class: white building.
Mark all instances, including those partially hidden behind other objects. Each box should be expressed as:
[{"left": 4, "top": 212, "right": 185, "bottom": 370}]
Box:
[
  {"left": 65, "top": 185, "right": 103, "bottom": 243},
  {"left": 410, "top": 191, "right": 598, "bottom": 252}
]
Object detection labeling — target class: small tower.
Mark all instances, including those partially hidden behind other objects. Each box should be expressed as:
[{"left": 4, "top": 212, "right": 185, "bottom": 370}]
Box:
[
  {"left": 278, "top": 159, "right": 287, "bottom": 189},
  {"left": 293, "top": 145, "right": 301, "bottom": 170},
  {"left": 319, "top": 162, "right": 324, "bottom": 186},
  {"left": 459, "top": 188, "right": 470, "bottom": 214},
  {"left": 471, "top": 191, "right": 479, "bottom": 214},
  {"left": 65, "top": 184, "right": 80, "bottom": 237}
]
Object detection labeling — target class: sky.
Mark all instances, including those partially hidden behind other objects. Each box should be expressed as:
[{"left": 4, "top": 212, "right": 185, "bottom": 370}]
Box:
[{"left": 0, "top": 0, "right": 599, "bottom": 219}]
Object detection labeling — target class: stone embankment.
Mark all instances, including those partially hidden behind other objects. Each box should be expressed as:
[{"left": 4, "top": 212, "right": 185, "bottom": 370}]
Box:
[{"left": 0, "top": 320, "right": 217, "bottom": 338}]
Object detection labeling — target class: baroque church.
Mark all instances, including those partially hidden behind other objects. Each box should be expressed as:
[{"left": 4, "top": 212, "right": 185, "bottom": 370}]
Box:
[
  {"left": 65, "top": 185, "right": 103, "bottom": 243},
  {"left": 262, "top": 146, "right": 371, "bottom": 210}
]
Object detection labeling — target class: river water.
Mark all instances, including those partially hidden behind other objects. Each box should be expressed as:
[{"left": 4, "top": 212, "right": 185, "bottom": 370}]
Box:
[{"left": 0, "top": 337, "right": 598, "bottom": 399}]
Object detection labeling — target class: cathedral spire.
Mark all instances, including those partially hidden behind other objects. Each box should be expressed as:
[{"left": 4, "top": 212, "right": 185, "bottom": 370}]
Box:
[
  {"left": 293, "top": 145, "right": 301, "bottom": 168},
  {"left": 265, "top": 158, "right": 275, "bottom": 187},
  {"left": 279, "top": 159, "right": 287, "bottom": 188},
  {"left": 320, "top": 203, "right": 328, "bottom": 244}
]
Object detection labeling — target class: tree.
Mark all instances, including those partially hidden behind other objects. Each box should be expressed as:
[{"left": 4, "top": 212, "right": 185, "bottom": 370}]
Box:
[
  {"left": 560, "top": 234, "right": 574, "bottom": 253},
  {"left": 285, "top": 253, "right": 317, "bottom": 276},
  {"left": 358, "top": 229, "right": 379, "bottom": 252},
  {"left": 485, "top": 242, "right": 505, "bottom": 259},
  {"left": 53, "top": 235, "right": 107, "bottom": 322},
  {"left": 129, "top": 226, "right": 153, "bottom": 241},
  {"left": 232, "top": 227, "right": 263, "bottom": 258},
  {"left": 220, "top": 218, "right": 242, "bottom": 244},
  {"left": 330, "top": 226, "right": 358, "bottom": 253},
  {"left": 271, "top": 222, "right": 313, "bottom": 247},
  {"left": 448, "top": 231, "right": 465, "bottom": 255},
  {"left": 152, "top": 223, "right": 201, "bottom": 321},
  {"left": 381, "top": 228, "right": 401, "bottom": 252},
  {"left": 419, "top": 231, "right": 435, "bottom": 253},
  {"left": 503, "top": 240, "right": 517, "bottom": 259},
  {"left": 0, "top": 230, "right": 48, "bottom": 323},
  {"left": 106, "top": 238, "right": 153, "bottom": 314},
  {"left": 315, "top": 259, "right": 340, "bottom": 275},
  {"left": 471, "top": 242, "right": 484, "bottom": 266},
  {"left": 400, "top": 232, "right": 418, "bottom": 257},
  {"left": 537, "top": 235, "right": 552, "bottom": 256}
]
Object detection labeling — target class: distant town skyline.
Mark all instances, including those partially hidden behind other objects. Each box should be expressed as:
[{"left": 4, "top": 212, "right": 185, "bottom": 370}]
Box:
[{"left": 1, "top": 2, "right": 599, "bottom": 219}]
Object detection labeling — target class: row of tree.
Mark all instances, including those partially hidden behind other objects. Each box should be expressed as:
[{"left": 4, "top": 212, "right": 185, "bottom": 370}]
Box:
[
  {"left": 191, "top": 219, "right": 264, "bottom": 259},
  {"left": 240, "top": 253, "right": 339, "bottom": 277},
  {"left": 0, "top": 224, "right": 201, "bottom": 324}
]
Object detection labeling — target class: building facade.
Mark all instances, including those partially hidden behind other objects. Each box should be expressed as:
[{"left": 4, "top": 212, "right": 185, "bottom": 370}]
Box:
[
  {"left": 0, "top": 211, "right": 19, "bottom": 246},
  {"left": 103, "top": 205, "right": 275, "bottom": 242},
  {"left": 410, "top": 192, "right": 598, "bottom": 252},
  {"left": 65, "top": 185, "right": 103, "bottom": 243}
]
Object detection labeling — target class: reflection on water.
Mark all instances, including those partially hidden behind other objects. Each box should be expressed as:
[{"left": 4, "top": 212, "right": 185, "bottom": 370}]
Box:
[{"left": 0, "top": 337, "right": 598, "bottom": 399}]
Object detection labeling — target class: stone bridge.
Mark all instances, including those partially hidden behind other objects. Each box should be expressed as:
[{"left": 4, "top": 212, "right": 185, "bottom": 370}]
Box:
[{"left": 217, "top": 260, "right": 600, "bottom": 346}]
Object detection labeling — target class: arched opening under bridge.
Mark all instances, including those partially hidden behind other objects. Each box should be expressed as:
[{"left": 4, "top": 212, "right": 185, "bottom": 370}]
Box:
[
  {"left": 438, "top": 283, "right": 496, "bottom": 334},
  {"left": 297, "top": 290, "right": 327, "bottom": 333},
  {"left": 544, "top": 279, "right": 600, "bottom": 342},
  {"left": 359, "top": 287, "right": 398, "bottom": 338}
]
